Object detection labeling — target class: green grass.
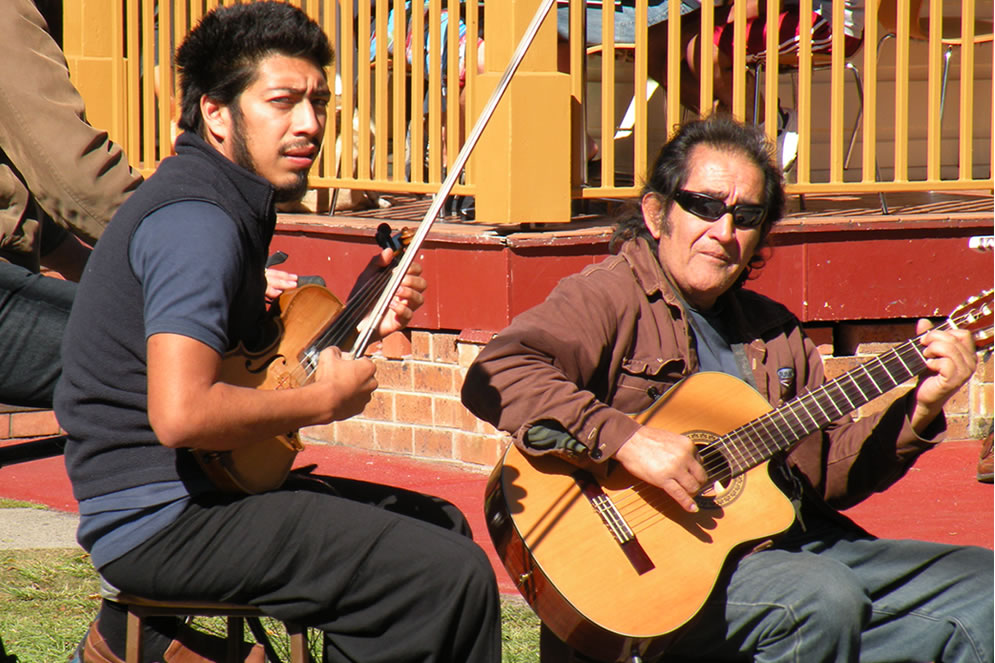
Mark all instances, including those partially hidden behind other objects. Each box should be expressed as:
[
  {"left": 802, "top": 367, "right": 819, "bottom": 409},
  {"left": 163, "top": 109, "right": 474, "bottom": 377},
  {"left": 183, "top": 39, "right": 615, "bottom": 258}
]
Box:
[
  {"left": 0, "top": 549, "right": 99, "bottom": 662},
  {"left": 0, "top": 548, "right": 541, "bottom": 662},
  {"left": 501, "top": 595, "right": 542, "bottom": 662},
  {"left": 0, "top": 499, "right": 47, "bottom": 509}
]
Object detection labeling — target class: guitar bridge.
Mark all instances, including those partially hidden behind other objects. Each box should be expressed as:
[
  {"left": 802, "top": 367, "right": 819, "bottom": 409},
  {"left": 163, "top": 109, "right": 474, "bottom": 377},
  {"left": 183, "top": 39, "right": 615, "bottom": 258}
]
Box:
[{"left": 573, "top": 471, "right": 655, "bottom": 575}]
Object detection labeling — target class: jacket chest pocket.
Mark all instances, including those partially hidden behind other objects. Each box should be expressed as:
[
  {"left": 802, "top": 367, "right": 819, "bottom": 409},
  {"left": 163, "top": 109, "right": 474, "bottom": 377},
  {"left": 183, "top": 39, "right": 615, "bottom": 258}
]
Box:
[{"left": 614, "top": 356, "right": 685, "bottom": 415}]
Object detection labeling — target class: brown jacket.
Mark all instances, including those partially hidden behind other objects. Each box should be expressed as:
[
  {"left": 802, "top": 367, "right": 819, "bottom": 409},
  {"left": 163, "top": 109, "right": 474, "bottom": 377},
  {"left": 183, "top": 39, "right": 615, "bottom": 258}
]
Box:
[
  {"left": 0, "top": 0, "right": 141, "bottom": 271},
  {"left": 462, "top": 237, "right": 942, "bottom": 510}
]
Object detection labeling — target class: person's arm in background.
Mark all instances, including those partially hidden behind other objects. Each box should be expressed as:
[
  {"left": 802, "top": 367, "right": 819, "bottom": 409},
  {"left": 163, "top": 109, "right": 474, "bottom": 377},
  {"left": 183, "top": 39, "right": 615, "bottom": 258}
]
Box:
[{"left": 0, "top": 0, "right": 142, "bottom": 274}]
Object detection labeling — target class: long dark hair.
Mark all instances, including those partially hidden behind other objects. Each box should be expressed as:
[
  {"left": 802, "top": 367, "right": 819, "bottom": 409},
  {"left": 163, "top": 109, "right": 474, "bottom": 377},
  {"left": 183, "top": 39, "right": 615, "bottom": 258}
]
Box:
[
  {"left": 610, "top": 115, "right": 785, "bottom": 286},
  {"left": 176, "top": 1, "right": 334, "bottom": 136}
]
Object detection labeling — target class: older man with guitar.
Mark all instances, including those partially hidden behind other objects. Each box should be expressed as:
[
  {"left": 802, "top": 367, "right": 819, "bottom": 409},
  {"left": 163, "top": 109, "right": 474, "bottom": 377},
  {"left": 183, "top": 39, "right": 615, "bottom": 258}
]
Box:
[{"left": 462, "top": 115, "right": 992, "bottom": 663}]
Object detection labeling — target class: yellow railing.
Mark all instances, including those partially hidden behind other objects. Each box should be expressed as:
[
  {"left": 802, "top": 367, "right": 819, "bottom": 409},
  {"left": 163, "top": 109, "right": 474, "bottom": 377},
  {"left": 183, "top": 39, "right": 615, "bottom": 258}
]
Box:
[
  {"left": 571, "top": 0, "right": 994, "bottom": 197},
  {"left": 63, "top": 0, "right": 993, "bottom": 222}
]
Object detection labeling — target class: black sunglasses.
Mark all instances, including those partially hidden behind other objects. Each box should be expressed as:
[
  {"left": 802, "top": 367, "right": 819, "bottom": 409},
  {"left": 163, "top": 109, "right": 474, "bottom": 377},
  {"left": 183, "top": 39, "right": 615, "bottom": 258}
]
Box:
[{"left": 672, "top": 189, "right": 767, "bottom": 229}]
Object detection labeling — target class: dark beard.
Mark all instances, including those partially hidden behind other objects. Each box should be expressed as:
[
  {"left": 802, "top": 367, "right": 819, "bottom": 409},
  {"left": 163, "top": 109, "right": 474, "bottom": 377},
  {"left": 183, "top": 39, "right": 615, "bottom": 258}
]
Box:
[
  {"left": 272, "top": 171, "right": 310, "bottom": 203},
  {"left": 229, "top": 107, "right": 310, "bottom": 203}
]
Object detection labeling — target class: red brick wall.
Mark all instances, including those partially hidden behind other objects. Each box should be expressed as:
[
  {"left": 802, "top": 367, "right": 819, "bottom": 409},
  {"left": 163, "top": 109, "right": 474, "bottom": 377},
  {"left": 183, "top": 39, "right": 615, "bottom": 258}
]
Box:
[
  {"left": 0, "top": 407, "right": 61, "bottom": 442},
  {"left": 303, "top": 329, "right": 507, "bottom": 468},
  {"left": 6, "top": 324, "right": 987, "bottom": 469},
  {"left": 301, "top": 322, "right": 994, "bottom": 469}
]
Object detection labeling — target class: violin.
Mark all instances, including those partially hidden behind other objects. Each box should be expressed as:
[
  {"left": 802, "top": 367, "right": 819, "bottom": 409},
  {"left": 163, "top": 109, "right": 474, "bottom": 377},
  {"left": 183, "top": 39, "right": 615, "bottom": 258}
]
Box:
[{"left": 193, "top": 224, "right": 413, "bottom": 493}]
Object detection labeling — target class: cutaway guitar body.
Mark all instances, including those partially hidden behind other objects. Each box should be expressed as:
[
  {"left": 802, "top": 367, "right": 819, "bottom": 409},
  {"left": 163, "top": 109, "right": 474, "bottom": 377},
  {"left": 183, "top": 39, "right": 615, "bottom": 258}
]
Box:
[{"left": 486, "top": 373, "right": 795, "bottom": 662}]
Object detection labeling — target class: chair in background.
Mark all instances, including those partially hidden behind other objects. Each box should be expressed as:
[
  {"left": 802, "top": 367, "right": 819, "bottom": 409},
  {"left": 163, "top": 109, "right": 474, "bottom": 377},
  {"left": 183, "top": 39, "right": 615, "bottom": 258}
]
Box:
[
  {"left": 746, "top": 2, "right": 890, "bottom": 214},
  {"left": 582, "top": 43, "right": 694, "bottom": 193},
  {"left": 877, "top": 0, "right": 993, "bottom": 127},
  {"left": 749, "top": 52, "right": 865, "bottom": 172},
  {"left": 585, "top": 43, "right": 660, "bottom": 146},
  {"left": 749, "top": 50, "right": 889, "bottom": 214}
]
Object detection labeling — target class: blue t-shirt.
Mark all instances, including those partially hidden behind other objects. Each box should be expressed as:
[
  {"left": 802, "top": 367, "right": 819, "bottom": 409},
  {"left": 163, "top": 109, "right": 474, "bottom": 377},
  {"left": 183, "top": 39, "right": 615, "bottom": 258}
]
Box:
[
  {"left": 78, "top": 200, "right": 243, "bottom": 568},
  {"left": 686, "top": 304, "right": 742, "bottom": 380}
]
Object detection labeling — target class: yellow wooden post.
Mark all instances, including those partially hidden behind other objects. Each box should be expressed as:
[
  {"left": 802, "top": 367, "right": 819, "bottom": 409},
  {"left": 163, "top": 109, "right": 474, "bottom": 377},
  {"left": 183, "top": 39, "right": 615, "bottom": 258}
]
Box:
[
  {"left": 470, "top": 0, "right": 572, "bottom": 224},
  {"left": 62, "top": 0, "right": 128, "bottom": 156}
]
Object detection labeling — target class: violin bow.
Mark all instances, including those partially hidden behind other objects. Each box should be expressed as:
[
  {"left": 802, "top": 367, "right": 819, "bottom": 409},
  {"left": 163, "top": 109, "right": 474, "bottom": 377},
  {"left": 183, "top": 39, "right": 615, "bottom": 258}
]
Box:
[{"left": 349, "top": 0, "right": 559, "bottom": 358}]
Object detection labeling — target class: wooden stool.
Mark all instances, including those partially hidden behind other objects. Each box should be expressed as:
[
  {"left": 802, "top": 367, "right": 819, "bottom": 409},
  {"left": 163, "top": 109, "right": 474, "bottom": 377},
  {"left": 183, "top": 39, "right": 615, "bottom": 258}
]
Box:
[{"left": 99, "top": 577, "right": 308, "bottom": 663}]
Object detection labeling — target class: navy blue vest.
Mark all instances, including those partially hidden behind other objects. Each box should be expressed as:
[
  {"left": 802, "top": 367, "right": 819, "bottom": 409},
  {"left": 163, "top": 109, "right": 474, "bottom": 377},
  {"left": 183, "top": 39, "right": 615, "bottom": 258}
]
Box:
[{"left": 55, "top": 132, "right": 275, "bottom": 501}]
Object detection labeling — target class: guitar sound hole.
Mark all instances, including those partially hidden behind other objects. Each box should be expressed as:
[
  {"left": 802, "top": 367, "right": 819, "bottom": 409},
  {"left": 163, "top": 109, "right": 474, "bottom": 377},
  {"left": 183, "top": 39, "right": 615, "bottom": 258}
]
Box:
[{"left": 691, "top": 435, "right": 741, "bottom": 508}]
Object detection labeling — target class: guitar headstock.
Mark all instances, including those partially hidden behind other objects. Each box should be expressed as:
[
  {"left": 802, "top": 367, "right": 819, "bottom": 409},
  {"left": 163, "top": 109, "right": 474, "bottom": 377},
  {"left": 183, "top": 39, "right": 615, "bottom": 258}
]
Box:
[{"left": 949, "top": 289, "right": 994, "bottom": 350}]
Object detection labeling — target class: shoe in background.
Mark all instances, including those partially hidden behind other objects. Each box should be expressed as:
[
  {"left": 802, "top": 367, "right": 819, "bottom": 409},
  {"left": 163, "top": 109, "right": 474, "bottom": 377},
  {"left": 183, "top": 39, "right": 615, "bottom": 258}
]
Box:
[
  {"left": 978, "top": 432, "right": 993, "bottom": 484},
  {"left": 759, "top": 107, "right": 798, "bottom": 173}
]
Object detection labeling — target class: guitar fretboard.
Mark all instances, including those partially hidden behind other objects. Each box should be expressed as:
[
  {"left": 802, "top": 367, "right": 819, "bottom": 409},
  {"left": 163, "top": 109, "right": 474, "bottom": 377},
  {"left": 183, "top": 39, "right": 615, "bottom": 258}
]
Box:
[{"left": 706, "top": 335, "right": 930, "bottom": 484}]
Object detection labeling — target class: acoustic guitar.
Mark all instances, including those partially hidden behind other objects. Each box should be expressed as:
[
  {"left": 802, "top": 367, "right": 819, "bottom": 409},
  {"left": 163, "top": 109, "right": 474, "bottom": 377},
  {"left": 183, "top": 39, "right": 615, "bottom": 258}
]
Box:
[
  {"left": 192, "top": 225, "right": 412, "bottom": 494},
  {"left": 484, "top": 289, "right": 993, "bottom": 663}
]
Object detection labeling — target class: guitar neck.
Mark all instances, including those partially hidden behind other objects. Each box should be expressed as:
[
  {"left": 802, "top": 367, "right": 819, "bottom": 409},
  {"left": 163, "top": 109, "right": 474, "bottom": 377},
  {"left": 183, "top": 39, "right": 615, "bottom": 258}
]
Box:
[{"left": 713, "top": 334, "right": 930, "bottom": 481}]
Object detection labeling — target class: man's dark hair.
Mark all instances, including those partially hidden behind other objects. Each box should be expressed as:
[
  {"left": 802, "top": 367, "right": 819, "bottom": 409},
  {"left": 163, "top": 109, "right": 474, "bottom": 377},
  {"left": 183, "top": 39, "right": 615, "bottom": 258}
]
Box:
[
  {"left": 175, "top": 1, "right": 334, "bottom": 136},
  {"left": 611, "top": 114, "right": 786, "bottom": 285}
]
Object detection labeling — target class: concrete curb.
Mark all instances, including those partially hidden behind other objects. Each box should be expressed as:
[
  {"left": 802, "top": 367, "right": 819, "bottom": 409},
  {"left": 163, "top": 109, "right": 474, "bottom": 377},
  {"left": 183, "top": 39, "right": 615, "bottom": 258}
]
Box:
[{"left": 0, "top": 507, "right": 79, "bottom": 550}]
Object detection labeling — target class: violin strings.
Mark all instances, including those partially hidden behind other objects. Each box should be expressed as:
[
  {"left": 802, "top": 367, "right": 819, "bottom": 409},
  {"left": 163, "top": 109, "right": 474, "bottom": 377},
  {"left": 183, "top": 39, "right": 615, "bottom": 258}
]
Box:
[
  {"left": 317, "top": 265, "right": 397, "bottom": 350},
  {"left": 289, "top": 259, "right": 401, "bottom": 385},
  {"left": 296, "top": 271, "right": 391, "bottom": 382}
]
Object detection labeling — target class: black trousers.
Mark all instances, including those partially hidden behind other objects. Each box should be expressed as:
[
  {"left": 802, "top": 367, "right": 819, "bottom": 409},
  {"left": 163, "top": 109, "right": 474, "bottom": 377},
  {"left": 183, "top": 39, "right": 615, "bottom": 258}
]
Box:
[{"left": 99, "top": 473, "right": 502, "bottom": 663}]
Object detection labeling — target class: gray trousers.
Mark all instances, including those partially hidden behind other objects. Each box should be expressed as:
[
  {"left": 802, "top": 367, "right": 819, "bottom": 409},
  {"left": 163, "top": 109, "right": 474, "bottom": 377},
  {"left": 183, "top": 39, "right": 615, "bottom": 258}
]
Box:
[
  {"left": 666, "top": 517, "right": 994, "bottom": 663},
  {"left": 0, "top": 262, "right": 75, "bottom": 407}
]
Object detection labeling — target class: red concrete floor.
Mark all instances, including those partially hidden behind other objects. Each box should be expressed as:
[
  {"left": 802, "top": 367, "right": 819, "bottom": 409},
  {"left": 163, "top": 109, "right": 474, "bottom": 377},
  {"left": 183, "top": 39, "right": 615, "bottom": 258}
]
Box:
[{"left": 1, "top": 438, "right": 991, "bottom": 596}]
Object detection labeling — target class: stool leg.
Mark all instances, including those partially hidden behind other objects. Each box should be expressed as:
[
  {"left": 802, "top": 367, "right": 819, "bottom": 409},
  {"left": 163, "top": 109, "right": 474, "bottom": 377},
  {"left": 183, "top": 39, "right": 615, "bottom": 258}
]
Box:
[
  {"left": 125, "top": 610, "right": 143, "bottom": 663},
  {"left": 226, "top": 617, "right": 244, "bottom": 663},
  {"left": 287, "top": 622, "right": 307, "bottom": 663}
]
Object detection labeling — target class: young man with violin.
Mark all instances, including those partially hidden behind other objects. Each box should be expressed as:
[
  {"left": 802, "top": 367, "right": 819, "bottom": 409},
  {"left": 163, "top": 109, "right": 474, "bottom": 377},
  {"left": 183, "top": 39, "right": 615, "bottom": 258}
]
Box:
[
  {"left": 462, "top": 115, "right": 992, "bottom": 662},
  {"left": 54, "top": 4, "right": 500, "bottom": 662}
]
